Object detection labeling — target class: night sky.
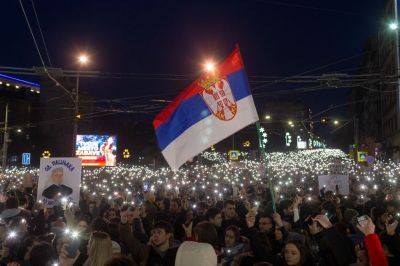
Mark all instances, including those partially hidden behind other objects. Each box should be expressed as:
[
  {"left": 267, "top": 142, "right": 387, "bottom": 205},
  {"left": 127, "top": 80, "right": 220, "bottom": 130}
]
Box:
[{"left": 0, "top": 0, "right": 387, "bottom": 119}]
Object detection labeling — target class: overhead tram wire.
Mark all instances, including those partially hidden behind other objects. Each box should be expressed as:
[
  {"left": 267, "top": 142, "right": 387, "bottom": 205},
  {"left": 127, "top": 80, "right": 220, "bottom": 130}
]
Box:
[
  {"left": 251, "top": 52, "right": 367, "bottom": 92},
  {"left": 30, "top": 0, "right": 52, "bottom": 67},
  {"left": 18, "top": 0, "right": 74, "bottom": 102}
]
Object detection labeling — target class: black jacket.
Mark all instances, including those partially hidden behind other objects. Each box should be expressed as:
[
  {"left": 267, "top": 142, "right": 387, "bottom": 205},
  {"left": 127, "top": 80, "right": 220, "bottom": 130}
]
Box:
[
  {"left": 42, "top": 184, "right": 73, "bottom": 199},
  {"left": 314, "top": 227, "right": 355, "bottom": 266},
  {"left": 146, "top": 244, "right": 179, "bottom": 266}
]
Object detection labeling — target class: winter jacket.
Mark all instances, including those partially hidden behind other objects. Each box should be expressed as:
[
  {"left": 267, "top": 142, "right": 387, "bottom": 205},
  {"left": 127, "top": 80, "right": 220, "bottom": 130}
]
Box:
[
  {"left": 314, "top": 227, "right": 355, "bottom": 266},
  {"left": 120, "top": 222, "right": 179, "bottom": 266},
  {"left": 364, "top": 234, "right": 388, "bottom": 266}
]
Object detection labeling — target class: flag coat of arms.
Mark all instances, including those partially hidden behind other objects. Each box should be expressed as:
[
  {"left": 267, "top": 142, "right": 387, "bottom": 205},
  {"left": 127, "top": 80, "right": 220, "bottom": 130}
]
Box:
[{"left": 153, "top": 47, "right": 259, "bottom": 170}]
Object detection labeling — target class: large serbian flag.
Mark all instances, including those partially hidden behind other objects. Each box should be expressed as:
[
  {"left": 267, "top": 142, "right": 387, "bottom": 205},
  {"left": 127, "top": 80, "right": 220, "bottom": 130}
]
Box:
[{"left": 153, "top": 47, "right": 259, "bottom": 170}]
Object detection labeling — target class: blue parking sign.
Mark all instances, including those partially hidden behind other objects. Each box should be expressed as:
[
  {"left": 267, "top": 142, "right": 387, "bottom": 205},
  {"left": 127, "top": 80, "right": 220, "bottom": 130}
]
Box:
[{"left": 22, "top": 153, "right": 31, "bottom": 165}]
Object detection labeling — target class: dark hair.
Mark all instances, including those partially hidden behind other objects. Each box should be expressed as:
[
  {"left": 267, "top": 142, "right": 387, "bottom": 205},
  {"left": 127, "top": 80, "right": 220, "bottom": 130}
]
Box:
[
  {"left": 8, "top": 216, "right": 26, "bottom": 230},
  {"left": 171, "top": 198, "right": 182, "bottom": 208},
  {"left": 224, "top": 200, "right": 235, "bottom": 208},
  {"left": 108, "top": 222, "right": 120, "bottom": 242},
  {"left": 91, "top": 217, "right": 109, "bottom": 233},
  {"left": 225, "top": 225, "right": 241, "bottom": 244},
  {"left": 29, "top": 242, "right": 57, "bottom": 266},
  {"left": 321, "top": 201, "right": 336, "bottom": 214},
  {"left": 5, "top": 197, "right": 18, "bottom": 209},
  {"left": 153, "top": 221, "right": 174, "bottom": 235},
  {"left": 279, "top": 200, "right": 292, "bottom": 212},
  {"left": 198, "top": 201, "right": 209, "bottom": 209},
  {"left": 258, "top": 212, "right": 272, "bottom": 220},
  {"left": 283, "top": 240, "right": 314, "bottom": 266},
  {"left": 206, "top": 207, "right": 221, "bottom": 221},
  {"left": 19, "top": 197, "right": 28, "bottom": 207},
  {"left": 194, "top": 221, "right": 218, "bottom": 247},
  {"left": 104, "top": 254, "right": 138, "bottom": 266}
]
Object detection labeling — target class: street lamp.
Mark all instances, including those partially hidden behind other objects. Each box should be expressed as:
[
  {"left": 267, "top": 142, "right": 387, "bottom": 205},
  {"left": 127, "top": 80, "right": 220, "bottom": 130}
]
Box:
[
  {"left": 265, "top": 115, "right": 271, "bottom": 120},
  {"left": 334, "top": 120, "right": 339, "bottom": 125},
  {"left": 78, "top": 55, "right": 89, "bottom": 65},
  {"left": 288, "top": 120, "right": 293, "bottom": 125},
  {"left": 389, "top": 22, "right": 399, "bottom": 30},
  {"left": 204, "top": 61, "right": 215, "bottom": 73},
  {"left": 72, "top": 54, "right": 89, "bottom": 156}
]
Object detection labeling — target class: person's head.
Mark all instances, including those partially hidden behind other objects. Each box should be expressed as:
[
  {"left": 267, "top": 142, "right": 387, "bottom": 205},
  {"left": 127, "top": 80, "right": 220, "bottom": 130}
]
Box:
[
  {"left": 104, "top": 254, "right": 138, "bottom": 266},
  {"left": 386, "top": 200, "right": 398, "bottom": 215},
  {"left": 279, "top": 199, "right": 293, "bottom": 217},
  {"left": 197, "top": 201, "right": 209, "bottom": 217},
  {"left": 193, "top": 221, "right": 218, "bottom": 247},
  {"left": 283, "top": 240, "right": 307, "bottom": 266},
  {"left": 50, "top": 167, "right": 64, "bottom": 185},
  {"left": 19, "top": 197, "right": 28, "bottom": 209},
  {"left": 77, "top": 218, "right": 89, "bottom": 233},
  {"left": 170, "top": 198, "right": 181, "bottom": 214},
  {"left": 88, "top": 201, "right": 96, "bottom": 214},
  {"left": 151, "top": 221, "right": 174, "bottom": 247},
  {"left": 321, "top": 201, "right": 336, "bottom": 217},
  {"left": 175, "top": 241, "right": 217, "bottom": 266},
  {"left": 258, "top": 213, "right": 274, "bottom": 233},
  {"left": 223, "top": 200, "right": 236, "bottom": 220},
  {"left": 91, "top": 217, "right": 109, "bottom": 233},
  {"left": 354, "top": 244, "right": 369, "bottom": 266},
  {"left": 9, "top": 216, "right": 28, "bottom": 234},
  {"left": 206, "top": 207, "right": 223, "bottom": 227},
  {"left": 5, "top": 197, "right": 18, "bottom": 210},
  {"left": 107, "top": 137, "right": 114, "bottom": 145},
  {"left": 307, "top": 214, "right": 332, "bottom": 235},
  {"left": 87, "top": 231, "right": 113, "bottom": 265},
  {"left": 29, "top": 242, "right": 57, "bottom": 266},
  {"left": 224, "top": 225, "right": 240, "bottom": 248},
  {"left": 108, "top": 209, "right": 117, "bottom": 220}
]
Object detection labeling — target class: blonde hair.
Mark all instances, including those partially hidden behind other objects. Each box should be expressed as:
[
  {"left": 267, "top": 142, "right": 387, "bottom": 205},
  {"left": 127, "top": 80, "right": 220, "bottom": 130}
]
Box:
[{"left": 85, "top": 231, "right": 112, "bottom": 266}]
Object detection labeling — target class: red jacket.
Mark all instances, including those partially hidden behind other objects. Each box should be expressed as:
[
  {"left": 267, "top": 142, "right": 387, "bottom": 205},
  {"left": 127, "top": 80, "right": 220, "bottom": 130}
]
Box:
[{"left": 364, "top": 233, "right": 388, "bottom": 266}]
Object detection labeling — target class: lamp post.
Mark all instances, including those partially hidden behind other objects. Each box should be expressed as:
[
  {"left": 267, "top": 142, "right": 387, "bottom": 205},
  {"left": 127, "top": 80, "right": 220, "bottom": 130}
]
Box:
[{"left": 72, "top": 54, "right": 89, "bottom": 156}]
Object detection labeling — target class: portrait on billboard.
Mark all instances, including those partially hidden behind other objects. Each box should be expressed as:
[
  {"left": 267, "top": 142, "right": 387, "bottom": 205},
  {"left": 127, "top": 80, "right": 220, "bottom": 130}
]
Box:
[{"left": 76, "top": 135, "right": 117, "bottom": 166}]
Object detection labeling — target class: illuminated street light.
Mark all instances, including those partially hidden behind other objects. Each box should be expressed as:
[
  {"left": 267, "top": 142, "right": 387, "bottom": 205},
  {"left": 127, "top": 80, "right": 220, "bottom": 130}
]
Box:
[
  {"left": 334, "top": 120, "right": 339, "bottom": 125},
  {"left": 16, "top": 129, "right": 22, "bottom": 133},
  {"left": 389, "top": 22, "right": 399, "bottom": 30},
  {"left": 204, "top": 61, "right": 215, "bottom": 72},
  {"left": 288, "top": 120, "right": 293, "bottom": 125},
  {"left": 265, "top": 115, "right": 271, "bottom": 120},
  {"left": 78, "top": 54, "right": 89, "bottom": 65}
]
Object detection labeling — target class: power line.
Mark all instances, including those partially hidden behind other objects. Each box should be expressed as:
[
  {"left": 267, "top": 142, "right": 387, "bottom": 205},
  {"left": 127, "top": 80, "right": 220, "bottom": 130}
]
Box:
[
  {"left": 18, "top": 0, "right": 74, "bottom": 102},
  {"left": 30, "top": 0, "right": 52, "bottom": 67},
  {"left": 251, "top": 52, "right": 367, "bottom": 92}
]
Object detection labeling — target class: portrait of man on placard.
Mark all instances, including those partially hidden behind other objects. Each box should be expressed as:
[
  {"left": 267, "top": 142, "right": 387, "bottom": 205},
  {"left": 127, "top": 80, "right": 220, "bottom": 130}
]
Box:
[{"left": 42, "top": 167, "right": 73, "bottom": 200}]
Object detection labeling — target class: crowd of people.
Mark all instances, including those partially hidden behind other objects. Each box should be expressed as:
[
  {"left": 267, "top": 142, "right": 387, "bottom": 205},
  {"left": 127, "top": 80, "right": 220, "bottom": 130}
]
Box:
[{"left": 0, "top": 149, "right": 398, "bottom": 266}]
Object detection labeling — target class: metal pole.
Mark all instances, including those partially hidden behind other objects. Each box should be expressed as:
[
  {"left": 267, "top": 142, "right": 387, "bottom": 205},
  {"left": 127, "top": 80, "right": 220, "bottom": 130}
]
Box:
[
  {"left": 394, "top": 0, "right": 400, "bottom": 131},
  {"left": 72, "top": 72, "right": 79, "bottom": 156},
  {"left": 354, "top": 116, "right": 359, "bottom": 148},
  {"left": 2, "top": 103, "right": 9, "bottom": 170},
  {"left": 256, "top": 121, "right": 276, "bottom": 213}
]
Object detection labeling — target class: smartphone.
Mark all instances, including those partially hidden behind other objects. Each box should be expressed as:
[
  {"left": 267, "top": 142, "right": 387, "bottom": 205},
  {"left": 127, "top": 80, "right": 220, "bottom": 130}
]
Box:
[
  {"left": 357, "top": 215, "right": 368, "bottom": 227},
  {"left": 66, "top": 239, "right": 80, "bottom": 258},
  {"left": 143, "top": 181, "right": 149, "bottom": 193}
]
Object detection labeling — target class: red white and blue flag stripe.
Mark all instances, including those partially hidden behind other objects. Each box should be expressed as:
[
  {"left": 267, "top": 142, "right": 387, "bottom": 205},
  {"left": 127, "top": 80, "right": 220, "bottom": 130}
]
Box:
[{"left": 153, "top": 47, "right": 259, "bottom": 170}]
